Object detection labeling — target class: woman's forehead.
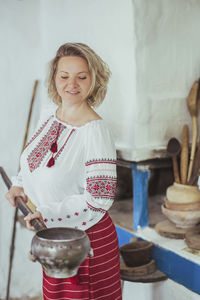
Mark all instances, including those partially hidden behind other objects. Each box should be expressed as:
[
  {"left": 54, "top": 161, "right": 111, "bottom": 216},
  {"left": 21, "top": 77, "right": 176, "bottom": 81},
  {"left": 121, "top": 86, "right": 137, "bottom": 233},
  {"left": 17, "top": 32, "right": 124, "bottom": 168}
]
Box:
[{"left": 57, "top": 56, "right": 89, "bottom": 73}]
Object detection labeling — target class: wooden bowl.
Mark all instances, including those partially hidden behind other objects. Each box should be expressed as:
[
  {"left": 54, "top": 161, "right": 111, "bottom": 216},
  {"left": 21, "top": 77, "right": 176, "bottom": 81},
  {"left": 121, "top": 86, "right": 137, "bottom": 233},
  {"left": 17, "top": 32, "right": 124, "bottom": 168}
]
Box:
[
  {"left": 165, "top": 197, "right": 200, "bottom": 211},
  {"left": 120, "top": 241, "right": 153, "bottom": 267},
  {"left": 161, "top": 204, "right": 200, "bottom": 229}
]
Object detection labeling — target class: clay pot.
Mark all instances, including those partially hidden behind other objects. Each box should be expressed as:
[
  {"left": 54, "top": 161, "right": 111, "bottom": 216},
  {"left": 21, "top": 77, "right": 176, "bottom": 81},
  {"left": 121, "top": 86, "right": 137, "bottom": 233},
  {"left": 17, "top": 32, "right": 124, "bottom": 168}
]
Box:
[
  {"left": 161, "top": 204, "right": 200, "bottom": 228},
  {"left": 166, "top": 183, "right": 200, "bottom": 204},
  {"left": 31, "top": 227, "right": 90, "bottom": 278},
  {"left": 165, "top": 197, "right": 200, "bottom": 211},
  {"left": 120, "top": 241, "right": 153, "bottom": 267}
]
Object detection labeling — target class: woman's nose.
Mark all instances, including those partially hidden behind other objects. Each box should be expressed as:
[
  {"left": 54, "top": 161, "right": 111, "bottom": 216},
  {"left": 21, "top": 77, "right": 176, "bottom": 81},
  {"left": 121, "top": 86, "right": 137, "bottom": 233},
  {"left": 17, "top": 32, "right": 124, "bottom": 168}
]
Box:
[{"left": 67, "top": 77, "right": 78, "bottom": 88}]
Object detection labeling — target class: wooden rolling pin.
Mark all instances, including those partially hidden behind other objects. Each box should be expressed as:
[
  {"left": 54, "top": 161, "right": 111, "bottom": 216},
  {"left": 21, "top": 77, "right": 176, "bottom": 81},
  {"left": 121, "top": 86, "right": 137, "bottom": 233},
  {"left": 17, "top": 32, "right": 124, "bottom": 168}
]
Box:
[{"left": 180, "top": 125, "right": 189, "bottom": 184}]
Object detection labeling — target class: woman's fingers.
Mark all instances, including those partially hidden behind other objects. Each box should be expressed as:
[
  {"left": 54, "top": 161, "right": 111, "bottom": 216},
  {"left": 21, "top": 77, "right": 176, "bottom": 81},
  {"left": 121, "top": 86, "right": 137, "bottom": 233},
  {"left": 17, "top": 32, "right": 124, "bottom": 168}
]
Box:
[
  {"left": 5, "top": 191, "right": 17, "bottom": 207},
  {"left": 24, "top": 211, "right": 43, "bottom": 231},
  {"left": 5, "top": 186, "right": 28, "bottom": 207}
]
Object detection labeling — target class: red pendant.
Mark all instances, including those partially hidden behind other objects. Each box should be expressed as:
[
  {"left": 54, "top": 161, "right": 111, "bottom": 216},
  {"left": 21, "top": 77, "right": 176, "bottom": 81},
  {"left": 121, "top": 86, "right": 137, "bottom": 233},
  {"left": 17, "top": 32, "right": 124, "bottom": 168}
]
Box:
[
  {"left": 50, "top": 142, "right": 58, "bottom": 153},
  {"left": 47, "top": 157, "right": 55, "bottom": 167}
]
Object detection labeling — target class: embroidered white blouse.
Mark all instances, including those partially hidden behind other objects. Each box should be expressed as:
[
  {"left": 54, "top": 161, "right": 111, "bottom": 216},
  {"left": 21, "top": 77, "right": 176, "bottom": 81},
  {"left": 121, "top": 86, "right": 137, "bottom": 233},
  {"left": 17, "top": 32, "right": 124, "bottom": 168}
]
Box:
[{"left": 12, "top": 106, "right": 117, "bottom": 230}]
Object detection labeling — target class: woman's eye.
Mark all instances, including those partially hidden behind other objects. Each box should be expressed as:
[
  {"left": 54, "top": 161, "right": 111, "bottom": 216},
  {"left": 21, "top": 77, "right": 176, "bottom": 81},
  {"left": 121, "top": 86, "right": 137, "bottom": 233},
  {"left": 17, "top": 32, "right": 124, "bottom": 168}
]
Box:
[
  {"left": 79, "top": 77, "right": 86, "bottom": 80},
  {"left": 61, "top": 76, "right": 68, "bottom": 79}
]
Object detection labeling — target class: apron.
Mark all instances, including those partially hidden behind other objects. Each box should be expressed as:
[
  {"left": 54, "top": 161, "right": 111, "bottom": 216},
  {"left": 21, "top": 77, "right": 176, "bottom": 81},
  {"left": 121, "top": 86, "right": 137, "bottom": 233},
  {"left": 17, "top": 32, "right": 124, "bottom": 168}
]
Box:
[{"left": 43, "top": 213, "right": 122, "bottom": 300}]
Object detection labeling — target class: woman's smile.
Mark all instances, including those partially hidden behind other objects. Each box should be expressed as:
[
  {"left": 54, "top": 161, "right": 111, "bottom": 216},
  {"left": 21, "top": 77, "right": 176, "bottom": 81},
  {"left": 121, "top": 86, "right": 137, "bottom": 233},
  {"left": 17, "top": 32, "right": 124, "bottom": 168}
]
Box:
[{"left": 66, "top": 91, "right": 80, "bottom": 95}]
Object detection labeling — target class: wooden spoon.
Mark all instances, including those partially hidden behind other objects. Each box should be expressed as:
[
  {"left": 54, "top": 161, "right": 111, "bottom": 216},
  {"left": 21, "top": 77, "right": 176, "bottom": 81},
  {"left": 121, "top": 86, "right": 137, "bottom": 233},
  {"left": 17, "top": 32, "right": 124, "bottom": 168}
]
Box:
[
  {"left": 167, "top": 138, "right": 181, "bottom": 183},
  {"left": 180, "top": 125, "right": 189, "bottom": 184},
  {"left": 187, "top": 80, "right": 199, "bottom": 182}
]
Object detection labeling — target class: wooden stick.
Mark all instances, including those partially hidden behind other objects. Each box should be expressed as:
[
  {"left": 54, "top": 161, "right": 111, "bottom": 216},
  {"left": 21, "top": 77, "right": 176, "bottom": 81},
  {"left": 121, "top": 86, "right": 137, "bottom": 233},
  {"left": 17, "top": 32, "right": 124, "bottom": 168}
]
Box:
[
  {"left": 22, "top": 80, "right": 38, "bottom": 151},
  {"left": 187, "top": 116, "right": 198, "bottom": 181},
  {"left": 5, "top": 80, "right": 39, "bottom": 300},
  {"left": 180, "top": 125, "right": 189, "bottom": 184},
  {"left": 0, "top": 167, "right": 45, "bottom": 231}
]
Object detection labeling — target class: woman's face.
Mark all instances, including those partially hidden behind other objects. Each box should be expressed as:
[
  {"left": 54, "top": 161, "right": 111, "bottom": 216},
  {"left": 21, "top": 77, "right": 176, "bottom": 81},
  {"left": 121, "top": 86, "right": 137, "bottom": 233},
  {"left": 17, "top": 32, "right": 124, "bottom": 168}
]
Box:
[{"left": 55, "top": 56, "right": 92, "bottom": 106}]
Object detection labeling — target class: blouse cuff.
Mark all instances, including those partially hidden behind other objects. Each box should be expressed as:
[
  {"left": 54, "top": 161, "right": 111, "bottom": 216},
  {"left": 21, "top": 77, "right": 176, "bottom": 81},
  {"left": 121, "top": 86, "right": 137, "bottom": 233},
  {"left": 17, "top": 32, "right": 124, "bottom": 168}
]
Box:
[{"left": 11, "top": 175, "right": 23, "bottom": 188}]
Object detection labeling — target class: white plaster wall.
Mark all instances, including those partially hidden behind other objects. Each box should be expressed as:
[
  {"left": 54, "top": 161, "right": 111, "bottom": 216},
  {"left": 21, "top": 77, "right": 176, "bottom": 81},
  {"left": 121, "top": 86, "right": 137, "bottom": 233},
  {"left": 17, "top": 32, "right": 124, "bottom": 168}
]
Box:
[
  {"left": 39, "top": 0, "right": 136, "bottom": 149},
  {"left": 0, "top": 0, "right": 43, "bottom": 298},
  {"left": 131, "top": 0, "right": 200, "bottom": 160}
]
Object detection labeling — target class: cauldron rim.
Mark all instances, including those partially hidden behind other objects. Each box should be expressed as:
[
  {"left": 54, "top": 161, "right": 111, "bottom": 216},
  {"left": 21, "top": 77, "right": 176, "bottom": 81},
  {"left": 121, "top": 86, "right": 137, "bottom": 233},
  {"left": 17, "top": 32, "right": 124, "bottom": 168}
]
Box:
[{"left": 35, "top": 227, "right": 87, "bottom": 242}]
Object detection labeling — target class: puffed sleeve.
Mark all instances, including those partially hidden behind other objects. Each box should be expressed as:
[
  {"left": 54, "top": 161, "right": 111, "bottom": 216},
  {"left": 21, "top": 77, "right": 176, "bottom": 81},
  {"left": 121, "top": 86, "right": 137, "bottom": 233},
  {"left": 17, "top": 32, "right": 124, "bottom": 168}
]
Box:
[
  {"left": 38, "top": 121, "right": 117, "bottom": 230},
  {"left": 84, "top": 121, "right": 117, "bottom": 214}
]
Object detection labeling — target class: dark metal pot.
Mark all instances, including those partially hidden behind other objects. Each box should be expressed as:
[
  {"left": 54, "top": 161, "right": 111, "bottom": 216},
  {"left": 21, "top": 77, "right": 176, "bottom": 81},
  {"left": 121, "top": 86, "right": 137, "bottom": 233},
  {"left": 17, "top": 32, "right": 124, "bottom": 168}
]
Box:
[{"left": 30, "top": 227, "right": 91, "bottom": 278}]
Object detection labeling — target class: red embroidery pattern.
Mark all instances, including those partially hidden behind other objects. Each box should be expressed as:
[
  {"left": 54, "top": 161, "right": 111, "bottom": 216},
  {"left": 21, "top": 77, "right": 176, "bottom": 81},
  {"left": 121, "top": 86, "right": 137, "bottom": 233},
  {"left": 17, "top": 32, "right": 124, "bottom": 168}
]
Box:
[
  {"left": 27, "top": 121, "right": 66, "bottom": 172},
  {"left": 25, "top": 116, "right": 53, "bottom": 149},
  {"left": 86, "top": 176, "right": 117, "bottom": 199},
  {"left": 87, "top": 201, "right": 106, "bottom": 213},
  {"left": 85, "top": 159, "right": 116, "bottom": 167}
]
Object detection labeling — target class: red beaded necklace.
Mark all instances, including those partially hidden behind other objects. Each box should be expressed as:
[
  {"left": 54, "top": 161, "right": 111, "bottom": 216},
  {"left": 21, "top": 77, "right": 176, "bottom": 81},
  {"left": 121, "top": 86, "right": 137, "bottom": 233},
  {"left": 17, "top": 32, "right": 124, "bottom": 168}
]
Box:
[{"left": 46, "top": 123, "right": 61, "bottom": 168}]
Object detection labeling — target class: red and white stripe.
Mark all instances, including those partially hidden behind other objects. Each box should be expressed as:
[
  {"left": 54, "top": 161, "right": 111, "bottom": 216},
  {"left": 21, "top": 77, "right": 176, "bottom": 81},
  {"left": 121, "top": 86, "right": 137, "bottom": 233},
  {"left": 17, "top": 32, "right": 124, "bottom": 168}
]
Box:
[{"left": 43, "top": 213, "right": 122, "bottom": 300}]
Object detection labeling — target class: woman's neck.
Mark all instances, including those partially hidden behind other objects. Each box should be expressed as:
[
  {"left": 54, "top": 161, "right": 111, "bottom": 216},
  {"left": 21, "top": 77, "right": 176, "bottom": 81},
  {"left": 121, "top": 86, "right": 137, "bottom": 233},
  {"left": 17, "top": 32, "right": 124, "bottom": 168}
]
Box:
[{"left": 56, "top": 101, "right": 93, "bottom": 126}]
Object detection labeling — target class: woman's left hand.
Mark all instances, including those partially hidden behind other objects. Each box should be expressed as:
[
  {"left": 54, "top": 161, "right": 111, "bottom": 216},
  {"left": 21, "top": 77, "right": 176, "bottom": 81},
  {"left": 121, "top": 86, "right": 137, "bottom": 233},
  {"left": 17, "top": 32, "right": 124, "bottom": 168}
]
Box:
[{"left": 24, "top": 211, "right": 44, "bottom": 231}]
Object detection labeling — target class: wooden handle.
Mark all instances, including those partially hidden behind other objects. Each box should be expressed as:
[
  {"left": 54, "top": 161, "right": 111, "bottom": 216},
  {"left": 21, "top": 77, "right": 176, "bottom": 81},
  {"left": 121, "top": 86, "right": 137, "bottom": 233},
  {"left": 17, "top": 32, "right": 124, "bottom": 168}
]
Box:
[
  {"left": 0, "top": 166, "right": 45, "bottom": 231},
  {"left": 187, "top": 116, "right": 198, "bottom": 182},
  {"left": 172, "top": 156, "right": 180, "bottom": 183},
  {"left": 15, "top": 196, "right": 45, "bottom": 231},
  {"left": 187, "top": 81, "right": 199, "bottom": 116},
  {"left": 0, "top": 166, "right": 12, "bottom": 189},
  {"left": 180, "top": 125, "right": 189, "bottom": 184},
  {"left": 188, "top": 139, "right": 200, "bottom": 185},
  {"left": 22, "top": 80, "right": 38, "bottom": 150}
]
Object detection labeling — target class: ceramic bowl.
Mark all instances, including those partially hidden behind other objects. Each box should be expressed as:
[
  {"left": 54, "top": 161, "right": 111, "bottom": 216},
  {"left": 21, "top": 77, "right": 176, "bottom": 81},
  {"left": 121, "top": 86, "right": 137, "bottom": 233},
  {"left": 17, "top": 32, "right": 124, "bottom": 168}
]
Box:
[
  {"left": 166, "top": 183, "right": 200, "bottom": 204},
  {"left": 120, "top": 240, "right": 153, "bottom": 267},
  {"left": 161, "top": 204, "right": 200, "bottom": 228},
  {"left": 165, "top": 197, "right": 200, "bottom": 211}
]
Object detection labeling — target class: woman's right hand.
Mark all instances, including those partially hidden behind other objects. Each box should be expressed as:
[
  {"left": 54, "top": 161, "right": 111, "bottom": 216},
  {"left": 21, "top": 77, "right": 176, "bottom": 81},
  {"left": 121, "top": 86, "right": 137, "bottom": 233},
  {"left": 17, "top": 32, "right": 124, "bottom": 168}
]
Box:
[{"left": 5, "top": 186, "right": 27, "bottom": 207}]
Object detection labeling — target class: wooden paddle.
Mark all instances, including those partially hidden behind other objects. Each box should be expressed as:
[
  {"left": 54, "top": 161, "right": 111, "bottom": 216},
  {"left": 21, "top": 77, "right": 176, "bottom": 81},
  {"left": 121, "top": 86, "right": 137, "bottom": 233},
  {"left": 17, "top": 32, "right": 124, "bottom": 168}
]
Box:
[{"left": 187, "top": 80, "right": 199, "bottom": 182}]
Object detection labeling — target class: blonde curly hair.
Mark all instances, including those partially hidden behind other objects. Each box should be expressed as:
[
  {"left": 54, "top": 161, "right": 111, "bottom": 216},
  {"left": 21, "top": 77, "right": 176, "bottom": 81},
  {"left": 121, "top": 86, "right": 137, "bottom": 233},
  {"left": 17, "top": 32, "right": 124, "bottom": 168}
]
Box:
[{"left": 47, "top": 43, "right": 111, "bottom": 107}]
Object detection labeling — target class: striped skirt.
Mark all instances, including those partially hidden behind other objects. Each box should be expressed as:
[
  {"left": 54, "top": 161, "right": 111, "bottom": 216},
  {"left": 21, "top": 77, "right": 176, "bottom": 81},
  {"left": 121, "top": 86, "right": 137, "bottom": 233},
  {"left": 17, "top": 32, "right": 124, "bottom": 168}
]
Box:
[{"left": 43, "top": 213, "right": 122, "bottom": 299}]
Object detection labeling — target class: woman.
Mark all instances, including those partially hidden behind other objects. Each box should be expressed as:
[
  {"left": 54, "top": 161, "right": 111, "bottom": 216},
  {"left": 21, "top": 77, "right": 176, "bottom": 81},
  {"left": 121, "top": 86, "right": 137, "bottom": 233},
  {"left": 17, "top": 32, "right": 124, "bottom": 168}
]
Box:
[{"left": 6, "top": 43, "right": 122, "bottom": 300}]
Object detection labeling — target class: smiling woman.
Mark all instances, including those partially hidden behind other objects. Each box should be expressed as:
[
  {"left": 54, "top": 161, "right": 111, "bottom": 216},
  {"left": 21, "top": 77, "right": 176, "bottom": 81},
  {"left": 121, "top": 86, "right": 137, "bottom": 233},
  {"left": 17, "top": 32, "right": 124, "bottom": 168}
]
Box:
[
  {"left": 6, "top": 43, "right": 122, "bottom": 300},
  {"left": 48, "top": 43, "right": 110, "bottom": 108},
  {"left": 55, "top": 56, "right": 92, "bottom": 107}
]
